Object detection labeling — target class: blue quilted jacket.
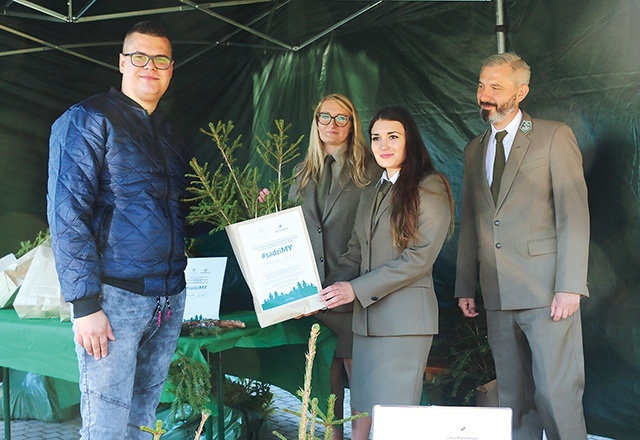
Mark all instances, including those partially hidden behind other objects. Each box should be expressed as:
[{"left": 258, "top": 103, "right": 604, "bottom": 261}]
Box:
[{"left": 47, "top": 88, "right": 192, "bottom": 318}]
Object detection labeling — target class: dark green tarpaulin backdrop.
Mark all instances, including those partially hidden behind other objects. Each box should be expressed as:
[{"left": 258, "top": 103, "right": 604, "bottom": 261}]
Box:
[{"left": 1, "top": 0, "right": 639, "bottom": 437}]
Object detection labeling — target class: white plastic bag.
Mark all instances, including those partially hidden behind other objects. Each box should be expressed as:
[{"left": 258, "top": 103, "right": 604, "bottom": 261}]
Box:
[
  {"left": 13, "top": 243, "right": 70, "bottom": 321},
  {"left": 0, "top": 249, "right": 37, "bottom": 308}
]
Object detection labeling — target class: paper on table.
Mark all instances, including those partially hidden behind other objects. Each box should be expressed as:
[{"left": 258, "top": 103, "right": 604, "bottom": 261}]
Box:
[{"left": 184, "top": 257, "right": 227, "bottom": 321}]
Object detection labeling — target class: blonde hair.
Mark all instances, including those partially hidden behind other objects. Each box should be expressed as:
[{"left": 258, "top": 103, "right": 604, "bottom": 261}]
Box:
[
  {"left": 481, "top": 52, "right": 531, "bottom": 87},
  {"left": 296, "top": 94, "right": 373, "bottom": 191}
]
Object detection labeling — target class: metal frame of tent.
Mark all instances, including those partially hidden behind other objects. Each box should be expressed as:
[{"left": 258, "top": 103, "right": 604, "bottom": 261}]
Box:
[{"left": 0, "top": 0, "right": 505, "bottom": 73}]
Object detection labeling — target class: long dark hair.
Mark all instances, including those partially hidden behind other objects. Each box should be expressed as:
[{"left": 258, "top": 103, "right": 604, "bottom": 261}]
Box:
[{"left": 368, "top": 106, "right": 454, "bottom": 249}]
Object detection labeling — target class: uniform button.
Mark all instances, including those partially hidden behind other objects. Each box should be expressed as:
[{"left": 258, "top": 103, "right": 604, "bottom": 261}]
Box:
[
  {"left": 365, "top": 240, "right": 369, "bottom": 245},
  {"left": 371, "top": 296, "right": 379, "bottom": 301},
  {"left": 319, "top": 257, "right": 324, "bottom": 263},
  {"left": 495, "top": 242, "right": 502, "bottom": 249},
  {"left": 318, "top": 228, "right": 322, "bottom": 233},
  {"left": 494, "top": 219, "right": 501, "bottom": 226},
  {"left": 365, "top": 269, "right": 369, "bottom": 273}
]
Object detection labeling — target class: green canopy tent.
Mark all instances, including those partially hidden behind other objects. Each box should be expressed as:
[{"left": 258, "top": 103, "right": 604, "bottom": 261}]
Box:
[{"left": 1, "top": 1, "right": 639, "bottom": 437}]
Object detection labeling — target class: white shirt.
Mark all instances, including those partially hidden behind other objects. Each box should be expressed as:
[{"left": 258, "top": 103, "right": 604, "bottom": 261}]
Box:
[
  {"left": 380, "top": 169, "right": 400, "bottom": 185},
  {"left": 485, "top": 110, "right": 523, "bottom": 186}
]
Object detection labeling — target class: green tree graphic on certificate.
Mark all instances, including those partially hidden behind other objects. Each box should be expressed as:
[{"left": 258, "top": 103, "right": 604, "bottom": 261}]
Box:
[{"left": 261, "top": 280, "right": 318, "bottom": 310}]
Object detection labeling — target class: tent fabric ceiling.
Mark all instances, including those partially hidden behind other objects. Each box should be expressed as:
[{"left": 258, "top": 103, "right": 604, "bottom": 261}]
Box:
[{"left": 0, "top": 1, "right": 490, "bottom": 72}]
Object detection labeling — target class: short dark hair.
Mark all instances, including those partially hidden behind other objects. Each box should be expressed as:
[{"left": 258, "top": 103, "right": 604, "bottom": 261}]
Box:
[{"left": 123, "top": 20, "right": 172, "bottom": 54}]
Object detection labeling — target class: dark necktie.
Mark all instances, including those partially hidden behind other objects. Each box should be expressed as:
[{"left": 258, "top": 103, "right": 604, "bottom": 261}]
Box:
[
  {"left": 371, "top": 179, "right": 392, "bottom": 228},
  {"left": 491, "top": 130, "right": 508, "bottom": 204},
  {"left": 317, "top": 154, "right": 335, "bottom": 214}
]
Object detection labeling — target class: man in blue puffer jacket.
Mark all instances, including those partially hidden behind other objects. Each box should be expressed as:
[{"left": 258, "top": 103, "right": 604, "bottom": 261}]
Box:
[{"left": 47, "top": 20, "right": 192, "bottom": 439}]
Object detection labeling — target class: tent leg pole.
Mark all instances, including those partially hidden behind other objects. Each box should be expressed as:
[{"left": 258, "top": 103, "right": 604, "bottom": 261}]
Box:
[
  {"left": 495, "top": 0, "right": 507, "bottom": 53},
  {"left": 3, "top": 367, "right": 10, "bottom": 440}
]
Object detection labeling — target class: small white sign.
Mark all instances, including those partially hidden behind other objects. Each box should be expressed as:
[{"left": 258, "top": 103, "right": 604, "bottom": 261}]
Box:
[
  {"left": 372, "top": 405, "right": 512, "bottom": 440},
  {"left": 184, "top": 257, "right": 227, "bottom": 321}
]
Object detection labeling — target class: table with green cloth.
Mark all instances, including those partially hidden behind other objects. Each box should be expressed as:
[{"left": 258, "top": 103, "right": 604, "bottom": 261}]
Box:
[{"left": 0, "top": 308, "right": 337, "bottom": 436}]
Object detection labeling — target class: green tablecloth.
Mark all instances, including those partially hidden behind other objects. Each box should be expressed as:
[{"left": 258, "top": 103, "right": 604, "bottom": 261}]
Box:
[
  {"left": 163, "top": 311, "right": 337, "bottom": 408},
  {"left": 0, "top": 309, "right": 337, "bottom": 410},
  {"left": 0, "top": 309, "right": 77, "bottom": 382}
]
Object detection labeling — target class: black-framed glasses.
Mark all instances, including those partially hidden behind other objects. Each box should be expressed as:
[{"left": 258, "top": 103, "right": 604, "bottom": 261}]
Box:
[
  {"left": 316, "top": 112, "right": 351, "bottom": 127},
  {"left": 122, "top": 52, "right": 173, "bottom": 70}
]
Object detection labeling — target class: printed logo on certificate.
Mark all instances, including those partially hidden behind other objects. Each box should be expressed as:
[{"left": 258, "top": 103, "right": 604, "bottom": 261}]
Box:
[
  {"left": 225, "top": 206, "right": 324, "bottom": 327},
  {"left": 184, "top": 257, "right": 227, "bottom": 321}
]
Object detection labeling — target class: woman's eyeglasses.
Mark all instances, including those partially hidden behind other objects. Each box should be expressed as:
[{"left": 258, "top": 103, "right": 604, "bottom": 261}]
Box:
[{"left": 316, "top": 112, "right": 351, "bottom": 127}]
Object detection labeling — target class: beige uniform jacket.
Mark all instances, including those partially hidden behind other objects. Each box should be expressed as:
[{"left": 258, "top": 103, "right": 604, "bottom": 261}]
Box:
[
  {"left": 455, "top": 112, "right": 590, "bottom": 310},
  {"left": 326, "top": 173, "right": 451, "bottom": 336}
]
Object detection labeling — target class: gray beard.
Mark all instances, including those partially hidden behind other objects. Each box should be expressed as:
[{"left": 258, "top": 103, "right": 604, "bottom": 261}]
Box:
[{"left": 480, "top": 93, "right": 517, "bottom": 125}]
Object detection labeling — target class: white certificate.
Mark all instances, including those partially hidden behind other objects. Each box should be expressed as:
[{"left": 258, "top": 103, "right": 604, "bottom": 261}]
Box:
[
  {"left": 184, "top": 257, "right": 227, "bottom": 321},
  {"left": 225, "top": 206, "right": 324, "bottom": 327}
]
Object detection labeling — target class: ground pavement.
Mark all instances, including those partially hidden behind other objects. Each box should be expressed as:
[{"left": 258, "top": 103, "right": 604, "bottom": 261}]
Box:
[
  {"left": 6, "top": 385, "right": 351, "bottom": 440},
  {"left": 6, "top": 386, "right": 614, "bottom": 440}
]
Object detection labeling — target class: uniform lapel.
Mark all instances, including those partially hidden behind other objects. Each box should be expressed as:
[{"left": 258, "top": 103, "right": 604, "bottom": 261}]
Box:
[
  {"left": 370, "top": 184, "right": 392, "bottom": 234},
  {"left": 321, "top": 180, "right": 345, "bottom": 222},
  {"left": 302, "top": 179, "right": 322, "bottom": 225},
  {"left": 495, "top": 115, "right": 532, "bottom": 210},
  {"left": 477, "top": 130, "right": 495, "bottom": 208},
  {"left": 362, "top": 185, "right": 376, "bottom": 241}
]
